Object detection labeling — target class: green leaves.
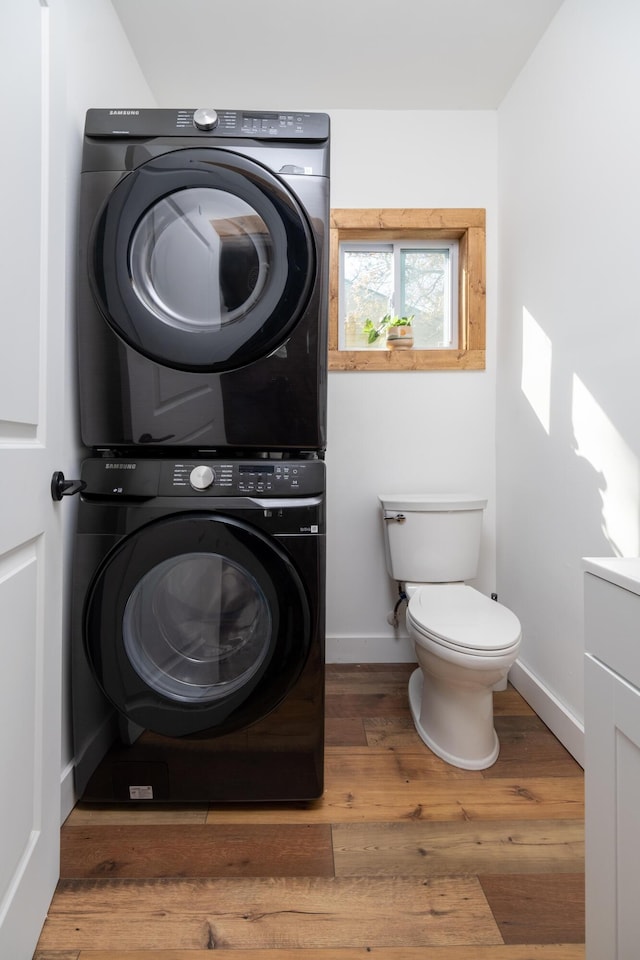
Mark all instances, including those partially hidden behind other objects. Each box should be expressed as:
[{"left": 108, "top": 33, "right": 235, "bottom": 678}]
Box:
[{"left": 363, "top": 314, "right": 414, "bottom": 343}]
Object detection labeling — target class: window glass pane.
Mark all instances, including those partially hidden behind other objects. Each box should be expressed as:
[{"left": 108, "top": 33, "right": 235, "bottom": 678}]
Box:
[
  {"left": 401, "top": 248, "right": 450, "bottom": 348},
  {"left": 339, "top": 240, "right": 457, "bottom": 351},
  {"left": 342, "top": 248, "right": 393, "bottom": 349}
]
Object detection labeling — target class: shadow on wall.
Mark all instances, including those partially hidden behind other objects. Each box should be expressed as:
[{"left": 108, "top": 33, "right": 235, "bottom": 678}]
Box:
[
  {"left": 521, "top": 305, "right": 638, "bottom": 557},
  {"left": 571, "top": 373, "right": 639, "bottom": 557}
]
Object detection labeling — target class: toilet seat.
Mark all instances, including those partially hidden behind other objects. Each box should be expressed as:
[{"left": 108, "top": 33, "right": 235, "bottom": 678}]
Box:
[{"left": 407, "top": 584, "right": 521, "bottom": 656}]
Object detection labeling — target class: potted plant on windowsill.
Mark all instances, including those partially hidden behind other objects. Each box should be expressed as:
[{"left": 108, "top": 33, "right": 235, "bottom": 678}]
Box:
[{"left": 363, "top": 314, "right": 414, "bottom": 350}]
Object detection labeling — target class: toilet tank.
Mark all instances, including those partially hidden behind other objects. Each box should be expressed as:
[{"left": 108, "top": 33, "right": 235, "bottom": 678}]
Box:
[{"left": 378, "top": 493, "right": 487, "bottom": 583}]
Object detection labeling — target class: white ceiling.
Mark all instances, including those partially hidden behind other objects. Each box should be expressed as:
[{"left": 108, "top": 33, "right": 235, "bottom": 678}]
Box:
[{"left": 111, "top": 0, "right": 564, "bottom": 111}]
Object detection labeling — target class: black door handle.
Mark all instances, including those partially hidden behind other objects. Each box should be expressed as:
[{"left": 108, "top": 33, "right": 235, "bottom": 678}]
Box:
[{"left": 51, "top": 471, "right": 86, "bottom": 501}]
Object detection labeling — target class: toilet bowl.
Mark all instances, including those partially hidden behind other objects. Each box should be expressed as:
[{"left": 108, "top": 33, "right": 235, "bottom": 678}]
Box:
[
  {"left": 405, "top": 582, "right": 521, "bottom": 769},
  {"left": 378, "top": 493, "right": 522, "bottom": 770}
]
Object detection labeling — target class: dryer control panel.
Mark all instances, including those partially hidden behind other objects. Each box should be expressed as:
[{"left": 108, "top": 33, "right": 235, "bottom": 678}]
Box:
[
  {"left": 81, "top": 458, "right": 325, "bottom": 498},
  {"left": 85, "top": 108, "right": 330, "bottom": 141}
]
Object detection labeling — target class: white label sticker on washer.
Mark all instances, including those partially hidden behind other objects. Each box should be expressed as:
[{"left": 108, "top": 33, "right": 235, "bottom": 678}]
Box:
[{"left": 129, "top": 785, "right": 154, "bottom": 800}]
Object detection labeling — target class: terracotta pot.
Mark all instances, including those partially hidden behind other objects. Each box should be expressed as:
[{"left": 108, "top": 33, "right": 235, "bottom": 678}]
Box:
[{"left": 386, "top": 325, "right": 414, "bottom": 349}]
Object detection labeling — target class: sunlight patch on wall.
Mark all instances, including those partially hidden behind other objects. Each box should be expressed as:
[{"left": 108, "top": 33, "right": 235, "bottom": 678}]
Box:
[
  {"left": 572, "top": 374, "right": 639, "bottom": 556},
  {"left": 521, "top": 307, "right": 552, "bottom": 434}
]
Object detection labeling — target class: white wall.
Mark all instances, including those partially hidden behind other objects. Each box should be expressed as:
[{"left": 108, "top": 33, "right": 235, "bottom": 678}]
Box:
[
  {"left": 325, "top": 111, "right": 498, "bottom": 661},
  {"left": 497, "top": 0, "right": 640, "bottom": 761},
  {"left": 58, "top": 0, "right": 156, "bottom": 818}
]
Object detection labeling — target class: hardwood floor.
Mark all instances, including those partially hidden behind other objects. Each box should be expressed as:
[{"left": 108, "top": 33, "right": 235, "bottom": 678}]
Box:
[{"left": 34, "top": 664, "right": 585, "bottom": 959}]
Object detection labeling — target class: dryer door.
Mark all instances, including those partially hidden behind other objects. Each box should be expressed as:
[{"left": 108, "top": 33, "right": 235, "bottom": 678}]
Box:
[
  {"left": 84, "top": 512, "right": 311, "bottom": 736},
  {"left": 90, "top": 148, "right": 315, "bottom": 372}
]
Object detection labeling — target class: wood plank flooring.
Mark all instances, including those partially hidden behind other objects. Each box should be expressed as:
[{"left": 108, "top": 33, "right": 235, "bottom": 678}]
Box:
[{"left": 34, "top": 663, "right": 585, "bottom": 959}]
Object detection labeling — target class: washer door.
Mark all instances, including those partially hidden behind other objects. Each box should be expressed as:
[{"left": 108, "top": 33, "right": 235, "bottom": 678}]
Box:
[
  {"left": 90, "top": 148, "right": 315, "bottom": 372},
  {"left": 84, "top": 513, "right": 311, "bottom": 736}
]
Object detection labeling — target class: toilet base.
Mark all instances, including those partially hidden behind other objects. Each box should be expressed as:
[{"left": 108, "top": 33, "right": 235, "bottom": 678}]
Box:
[{"left": 408, "top": 667, "right": 500, "bottom": 771}]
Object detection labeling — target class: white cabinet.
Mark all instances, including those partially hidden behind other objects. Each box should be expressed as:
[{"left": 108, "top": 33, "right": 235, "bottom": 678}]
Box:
[{"left": 584, "top": 558, "right": 640, "bottom": 960}]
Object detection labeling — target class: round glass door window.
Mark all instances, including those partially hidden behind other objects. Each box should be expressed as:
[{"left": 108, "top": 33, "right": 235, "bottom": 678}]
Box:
[
  {"left": 122, "top": 551, "right": 272, "bottom": 703},
  {"left": 92, "top": 149, "right": 315, "bottom": 371},
  {"left": 129, "top": 187, "right": 272, "bottom": 334}
]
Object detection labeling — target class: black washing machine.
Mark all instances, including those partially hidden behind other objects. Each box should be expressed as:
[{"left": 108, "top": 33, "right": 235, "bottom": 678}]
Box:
[
  {"left": 71, "top": 456, "right": 325, "bottom": 803},
  {"left": 77, "top": 107, "right": 330, "bottom": 454}
]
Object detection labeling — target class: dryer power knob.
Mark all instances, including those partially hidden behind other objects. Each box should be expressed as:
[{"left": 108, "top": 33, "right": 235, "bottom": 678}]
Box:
[
  {"left": 193, "top": 108, "right": 219, "bottom": 131},
  {"left": 190, "top": 465, "right": 215, "bottom": 490}
]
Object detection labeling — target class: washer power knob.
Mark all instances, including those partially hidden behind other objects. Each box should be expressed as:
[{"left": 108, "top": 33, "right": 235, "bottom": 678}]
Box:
[
  {"left": 190, "top": 465, "right": 215, "bottom": 490},
  {"left": 193, "top": 108, "right": 218, "bottom": 131}
]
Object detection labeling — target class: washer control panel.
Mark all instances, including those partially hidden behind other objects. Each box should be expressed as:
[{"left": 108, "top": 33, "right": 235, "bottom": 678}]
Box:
[
  {"left": 171, "top": 460, "right": 316, "bottom": 495},
  {"left": 81, "top": 458, "right": 324, "bottom": 498}
]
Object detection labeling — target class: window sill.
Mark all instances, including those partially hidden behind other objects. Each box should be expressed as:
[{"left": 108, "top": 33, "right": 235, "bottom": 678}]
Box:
[{"left": 329, "top": 348, "right": 485, "bottom": 372}]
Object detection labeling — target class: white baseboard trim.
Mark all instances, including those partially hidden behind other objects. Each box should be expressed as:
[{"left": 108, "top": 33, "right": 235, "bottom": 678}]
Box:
[
  {"left": 60, "top": 759, "right": 76, "bottom": 824},
  {"left": 326, "top": 633, "right": 416, "bottom": 663},
  {"left": 509, "top": 659, "right": 585, "bottom": 767},
  {"left": 60, "top": 710, "right": 119, "bottom": 823}
]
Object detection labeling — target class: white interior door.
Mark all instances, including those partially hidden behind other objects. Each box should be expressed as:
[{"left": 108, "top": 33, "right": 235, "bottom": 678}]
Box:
[{"left": 0, "top": 0, "right": 65, "bottom": 955}]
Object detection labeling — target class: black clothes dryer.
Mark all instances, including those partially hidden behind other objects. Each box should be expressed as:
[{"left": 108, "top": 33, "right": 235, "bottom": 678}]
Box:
[
  {"left": 77, "top": 108, "right": 330, "bottom": 454},
  {"left": 71, "top": 456, "right": 325, "bottom": 803}
]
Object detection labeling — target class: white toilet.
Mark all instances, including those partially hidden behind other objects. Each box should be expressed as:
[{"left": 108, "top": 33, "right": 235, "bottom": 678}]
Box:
[{"left": 379, "top": 493, "right": 521, "bottom": 770}]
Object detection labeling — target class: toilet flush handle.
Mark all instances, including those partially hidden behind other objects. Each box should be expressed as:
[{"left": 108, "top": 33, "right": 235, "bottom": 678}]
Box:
[{"left": 384, "top": 512, "right": 406, "bottom": 523}]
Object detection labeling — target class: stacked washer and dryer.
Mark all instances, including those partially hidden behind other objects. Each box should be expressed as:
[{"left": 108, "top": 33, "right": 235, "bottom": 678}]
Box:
[{"left": 71, "top": 108, "right": 330, "bottom": 803}]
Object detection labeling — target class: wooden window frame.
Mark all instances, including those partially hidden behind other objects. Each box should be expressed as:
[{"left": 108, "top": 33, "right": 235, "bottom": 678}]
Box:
[{"left": 328, "top": 208, "right": 486, "bottom": 371}]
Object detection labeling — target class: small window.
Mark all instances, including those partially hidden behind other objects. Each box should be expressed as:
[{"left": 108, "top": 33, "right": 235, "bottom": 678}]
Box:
[
  {"left": 329, "top": 208, "right": 486, "bottom": 371},
  {"left": 340, "top": 240, "right": 459, "bottom": 351}
]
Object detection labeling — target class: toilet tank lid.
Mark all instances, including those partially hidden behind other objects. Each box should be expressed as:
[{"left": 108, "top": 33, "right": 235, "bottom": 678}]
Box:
[{"left": 378, "top": 493, "right": 487, "bottom": 512}]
